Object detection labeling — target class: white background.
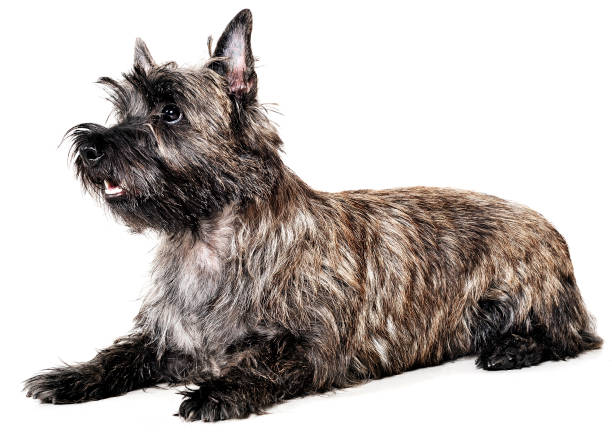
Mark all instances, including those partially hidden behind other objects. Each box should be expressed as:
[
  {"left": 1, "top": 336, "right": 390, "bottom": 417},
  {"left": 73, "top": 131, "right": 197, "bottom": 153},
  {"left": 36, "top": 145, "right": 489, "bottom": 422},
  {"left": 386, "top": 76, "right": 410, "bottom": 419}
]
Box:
[{"left": 1, "top": 1, "right": 610, "bottom": 445}]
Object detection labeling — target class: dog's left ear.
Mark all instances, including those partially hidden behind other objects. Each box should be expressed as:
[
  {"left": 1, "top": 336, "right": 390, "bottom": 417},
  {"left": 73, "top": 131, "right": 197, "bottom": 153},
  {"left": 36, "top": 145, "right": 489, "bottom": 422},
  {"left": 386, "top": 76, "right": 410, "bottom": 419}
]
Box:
[
  {"left": 134, "top": 38, "right": 156, "bottom": 72},
  {"left": 211, "top": 9, "right": 257, "bottom": 102}
]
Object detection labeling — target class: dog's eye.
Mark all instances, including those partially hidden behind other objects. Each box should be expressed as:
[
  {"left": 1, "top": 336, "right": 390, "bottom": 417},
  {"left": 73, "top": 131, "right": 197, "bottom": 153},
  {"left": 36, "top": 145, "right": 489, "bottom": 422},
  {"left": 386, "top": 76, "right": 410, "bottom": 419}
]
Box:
[{"left": 161, "top": 104, "right": 182, "bottom": 124}]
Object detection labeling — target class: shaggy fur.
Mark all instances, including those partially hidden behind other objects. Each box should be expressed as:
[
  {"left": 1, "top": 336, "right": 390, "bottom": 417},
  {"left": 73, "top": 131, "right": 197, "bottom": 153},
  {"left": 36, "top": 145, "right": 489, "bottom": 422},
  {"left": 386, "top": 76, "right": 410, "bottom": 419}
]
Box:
[{"left": 25, "top": 9, "right": 602, "bottom": 421}]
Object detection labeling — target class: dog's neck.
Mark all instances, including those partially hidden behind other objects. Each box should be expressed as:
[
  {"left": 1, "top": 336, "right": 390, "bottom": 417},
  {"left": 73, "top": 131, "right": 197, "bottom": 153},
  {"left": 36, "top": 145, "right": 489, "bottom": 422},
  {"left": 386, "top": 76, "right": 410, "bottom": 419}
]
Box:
[{"left": 137, "top": 168, "right": 319, "bottom": 356}]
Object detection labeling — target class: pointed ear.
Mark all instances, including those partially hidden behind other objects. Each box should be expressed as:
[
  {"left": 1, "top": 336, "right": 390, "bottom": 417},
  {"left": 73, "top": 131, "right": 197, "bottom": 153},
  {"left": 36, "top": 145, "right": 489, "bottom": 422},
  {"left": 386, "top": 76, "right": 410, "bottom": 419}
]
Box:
[
  {"left": 134, "top": 38, "right": 156, "bottom": 72},
  {"left": 211, "top": 9, "right": 257, "bottom": 101}
]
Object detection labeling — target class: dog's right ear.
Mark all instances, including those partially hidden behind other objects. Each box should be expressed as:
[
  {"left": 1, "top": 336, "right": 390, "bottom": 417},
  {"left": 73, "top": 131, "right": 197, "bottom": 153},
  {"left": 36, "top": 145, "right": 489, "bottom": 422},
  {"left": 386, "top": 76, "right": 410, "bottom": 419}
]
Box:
[
  {"left": 210, "top": 9, "right": 257, "bottom": 103},
  {"left": 134, "top": 38, "right": 155, "bottom": 72}
]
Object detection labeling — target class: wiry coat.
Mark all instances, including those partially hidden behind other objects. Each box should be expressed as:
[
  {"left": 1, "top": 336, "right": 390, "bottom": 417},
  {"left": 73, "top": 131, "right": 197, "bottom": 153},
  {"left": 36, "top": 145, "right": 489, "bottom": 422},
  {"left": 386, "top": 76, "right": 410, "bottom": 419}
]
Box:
[{"left": 25, "top": 9, "right": 601, "bottom": 421}]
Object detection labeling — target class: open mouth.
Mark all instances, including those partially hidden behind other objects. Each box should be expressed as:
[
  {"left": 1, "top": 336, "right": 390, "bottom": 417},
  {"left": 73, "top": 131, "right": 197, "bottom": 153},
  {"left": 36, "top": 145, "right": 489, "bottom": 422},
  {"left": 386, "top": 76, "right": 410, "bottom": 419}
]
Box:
[{"left": 104, "top": 180, "right": 126, "bottom": 197}]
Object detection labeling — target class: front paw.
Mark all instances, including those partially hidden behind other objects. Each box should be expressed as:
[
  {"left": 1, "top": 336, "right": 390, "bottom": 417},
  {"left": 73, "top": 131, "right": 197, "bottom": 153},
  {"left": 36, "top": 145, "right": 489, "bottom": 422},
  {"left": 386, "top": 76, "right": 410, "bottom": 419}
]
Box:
[
  {"left": 24, "top": 367, "right": 98, "bottom": 404},
  {"left": 177, "top": 385, "right": 260, "bottom": 422}
]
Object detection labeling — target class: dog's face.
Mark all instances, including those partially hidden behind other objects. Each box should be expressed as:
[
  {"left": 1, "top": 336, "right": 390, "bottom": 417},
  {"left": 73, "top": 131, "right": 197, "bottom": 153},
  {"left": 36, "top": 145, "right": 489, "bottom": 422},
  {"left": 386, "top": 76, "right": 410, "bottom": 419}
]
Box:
[{"left": 69, "top": 10, "right": 281, "bottom": 232}]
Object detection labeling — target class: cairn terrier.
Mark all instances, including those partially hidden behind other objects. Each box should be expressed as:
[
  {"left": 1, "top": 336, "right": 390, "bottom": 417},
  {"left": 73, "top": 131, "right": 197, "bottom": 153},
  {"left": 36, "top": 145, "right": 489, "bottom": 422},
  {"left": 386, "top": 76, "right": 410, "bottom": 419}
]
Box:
[{"left": 25, "top": 9, "right": 602, "bottom": 421}]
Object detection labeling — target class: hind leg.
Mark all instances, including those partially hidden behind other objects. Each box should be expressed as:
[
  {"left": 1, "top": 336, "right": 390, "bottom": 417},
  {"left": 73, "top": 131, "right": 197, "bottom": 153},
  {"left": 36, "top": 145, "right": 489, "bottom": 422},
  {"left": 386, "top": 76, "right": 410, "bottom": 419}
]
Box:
[
  {"left": 473, "top": 293, "right": 602, "bottom": 370},
  {"left": 471, "top": 283, "right": 602, "bottom": 371},
  {"left": 469, "top": 293, "right": 550, "bottom": 370}
]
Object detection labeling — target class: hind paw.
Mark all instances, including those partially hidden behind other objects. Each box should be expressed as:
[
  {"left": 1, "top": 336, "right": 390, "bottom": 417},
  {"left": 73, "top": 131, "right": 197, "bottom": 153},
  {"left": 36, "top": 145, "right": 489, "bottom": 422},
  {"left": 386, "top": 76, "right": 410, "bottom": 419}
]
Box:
[{"left": 477, "top": 333, "right": 553, "bottom": 371}]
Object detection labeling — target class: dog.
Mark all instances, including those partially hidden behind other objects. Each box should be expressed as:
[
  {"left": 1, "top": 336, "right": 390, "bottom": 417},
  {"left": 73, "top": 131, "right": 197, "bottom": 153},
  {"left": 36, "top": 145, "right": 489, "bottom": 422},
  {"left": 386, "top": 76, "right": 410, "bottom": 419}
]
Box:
[{"left": 24, "top": 9, "right": 602, "bottom": 421}]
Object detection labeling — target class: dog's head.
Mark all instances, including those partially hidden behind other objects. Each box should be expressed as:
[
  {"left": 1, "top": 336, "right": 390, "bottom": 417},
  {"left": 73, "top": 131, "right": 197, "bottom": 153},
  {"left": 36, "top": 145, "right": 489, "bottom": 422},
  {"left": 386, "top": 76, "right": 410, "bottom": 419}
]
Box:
[{"left": 69, "top": 9, "right": 282, "bottom": 233}]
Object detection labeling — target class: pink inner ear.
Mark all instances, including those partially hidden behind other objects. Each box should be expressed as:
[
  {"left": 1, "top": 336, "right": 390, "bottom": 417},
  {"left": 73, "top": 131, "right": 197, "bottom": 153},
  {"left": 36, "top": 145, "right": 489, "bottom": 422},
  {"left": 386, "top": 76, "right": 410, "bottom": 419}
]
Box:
[
  {"left": 228, "top": 71, "right": 253, "bottom": 96},
  {"left": 226, "top": 29, "right": 251, "bottom": 95}
]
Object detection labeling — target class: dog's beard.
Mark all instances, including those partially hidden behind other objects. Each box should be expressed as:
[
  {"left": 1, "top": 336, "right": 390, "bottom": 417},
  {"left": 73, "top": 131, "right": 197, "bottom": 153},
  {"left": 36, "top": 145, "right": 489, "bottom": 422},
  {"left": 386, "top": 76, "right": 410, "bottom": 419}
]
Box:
[{"left": 101, "top": 174, "right": 232, "bottom": 233}]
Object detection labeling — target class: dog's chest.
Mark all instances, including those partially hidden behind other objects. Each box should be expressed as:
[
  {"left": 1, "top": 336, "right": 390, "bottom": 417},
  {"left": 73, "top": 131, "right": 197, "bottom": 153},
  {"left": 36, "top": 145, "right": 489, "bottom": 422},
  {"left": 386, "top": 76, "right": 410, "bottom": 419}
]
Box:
[{"left": 138, "top": 209, "right": 240, "bottom": 354}]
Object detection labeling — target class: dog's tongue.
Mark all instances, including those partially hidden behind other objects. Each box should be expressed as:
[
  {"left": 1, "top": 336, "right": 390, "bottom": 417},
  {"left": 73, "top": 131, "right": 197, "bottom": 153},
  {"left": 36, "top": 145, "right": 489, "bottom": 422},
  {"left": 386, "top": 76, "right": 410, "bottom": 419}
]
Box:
[{"left": 104, "top": 180, "right": 124, "bottom": 196}]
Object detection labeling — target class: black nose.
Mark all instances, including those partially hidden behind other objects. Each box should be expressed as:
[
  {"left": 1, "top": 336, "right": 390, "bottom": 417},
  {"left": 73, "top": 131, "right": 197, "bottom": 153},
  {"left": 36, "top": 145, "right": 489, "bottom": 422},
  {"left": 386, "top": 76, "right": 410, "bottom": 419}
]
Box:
[{"left": 79, "top": 146, "right": 104, "bottom": 167}]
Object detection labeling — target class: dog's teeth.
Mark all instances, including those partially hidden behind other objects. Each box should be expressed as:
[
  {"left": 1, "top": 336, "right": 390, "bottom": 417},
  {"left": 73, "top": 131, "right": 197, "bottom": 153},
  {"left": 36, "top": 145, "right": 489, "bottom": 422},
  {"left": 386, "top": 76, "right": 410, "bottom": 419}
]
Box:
[{"left": 104, "top": 180, "right": 124, "bottom": 195}]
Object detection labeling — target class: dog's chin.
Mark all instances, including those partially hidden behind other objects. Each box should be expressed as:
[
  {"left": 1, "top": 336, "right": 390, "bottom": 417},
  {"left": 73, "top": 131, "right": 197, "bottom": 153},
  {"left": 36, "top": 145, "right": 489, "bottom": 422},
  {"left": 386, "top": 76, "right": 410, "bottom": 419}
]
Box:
[
  {"left": 103, "top": 191, "right": 188, "bottom": 233},
  {"left": 91, "top": 176, "right": 220, "bottom": 232},
  {"left": 105, "top": 199, "right": 156, "bottom": 233}
]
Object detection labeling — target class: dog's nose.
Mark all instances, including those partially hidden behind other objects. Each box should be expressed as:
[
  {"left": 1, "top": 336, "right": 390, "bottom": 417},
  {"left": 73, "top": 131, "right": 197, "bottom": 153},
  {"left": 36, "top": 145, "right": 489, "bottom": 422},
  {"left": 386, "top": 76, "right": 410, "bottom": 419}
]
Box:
[{"left": 79, "top": 146, "right": 104, "bottom": 167}]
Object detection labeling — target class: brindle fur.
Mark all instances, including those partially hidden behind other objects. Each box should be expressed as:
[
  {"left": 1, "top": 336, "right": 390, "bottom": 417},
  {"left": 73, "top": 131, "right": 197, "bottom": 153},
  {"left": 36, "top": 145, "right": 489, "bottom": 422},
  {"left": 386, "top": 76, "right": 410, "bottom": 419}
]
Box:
[{"left": 24, "top": 9, "right": 602, "bottom": 421}]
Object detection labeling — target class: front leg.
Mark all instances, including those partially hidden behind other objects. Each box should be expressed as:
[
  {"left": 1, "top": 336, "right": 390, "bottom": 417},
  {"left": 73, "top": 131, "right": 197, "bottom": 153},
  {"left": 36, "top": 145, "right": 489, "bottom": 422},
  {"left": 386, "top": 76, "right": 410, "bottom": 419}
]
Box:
[
  {"left": 178, "top": 335, "right": 321, "bottom": 422},
  {"left": 24, "top": 334, "right": 166, "bottom": 404}
]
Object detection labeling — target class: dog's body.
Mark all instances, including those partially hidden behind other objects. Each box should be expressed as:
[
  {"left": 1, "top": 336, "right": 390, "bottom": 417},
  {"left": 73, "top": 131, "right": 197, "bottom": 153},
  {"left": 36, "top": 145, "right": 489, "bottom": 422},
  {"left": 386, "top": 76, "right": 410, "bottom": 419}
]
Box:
[{"left": 25, "top": 10, "right": 601, "bottom": 421}]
